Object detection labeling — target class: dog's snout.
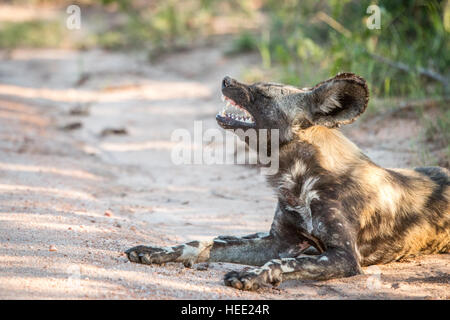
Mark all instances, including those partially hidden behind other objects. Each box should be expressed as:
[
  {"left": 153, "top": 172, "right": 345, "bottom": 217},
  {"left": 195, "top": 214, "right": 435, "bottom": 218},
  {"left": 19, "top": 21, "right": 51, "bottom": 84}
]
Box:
[{"left": 222, "top": 76, "right": 233, "bottom": 89}]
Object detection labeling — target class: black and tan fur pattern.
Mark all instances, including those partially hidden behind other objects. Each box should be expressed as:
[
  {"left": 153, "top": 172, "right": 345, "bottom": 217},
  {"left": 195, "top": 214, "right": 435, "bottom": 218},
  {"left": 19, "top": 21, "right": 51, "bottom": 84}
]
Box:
[{"left": 126, "top": 73, "right": 449, "bottom": 291}]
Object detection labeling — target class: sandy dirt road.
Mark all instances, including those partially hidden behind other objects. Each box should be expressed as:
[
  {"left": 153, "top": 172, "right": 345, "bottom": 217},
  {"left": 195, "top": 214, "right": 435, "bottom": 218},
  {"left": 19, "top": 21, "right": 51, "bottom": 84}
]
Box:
[{"left": 0, "top": 47, "right": 448, "bottom": 299}]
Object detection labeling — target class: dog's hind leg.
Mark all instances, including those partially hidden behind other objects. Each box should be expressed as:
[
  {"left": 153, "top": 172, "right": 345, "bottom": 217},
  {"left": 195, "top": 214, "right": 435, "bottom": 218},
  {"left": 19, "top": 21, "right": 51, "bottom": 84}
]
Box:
[{"left": 126, "top": 232, "right": 282, "bottom": 267}]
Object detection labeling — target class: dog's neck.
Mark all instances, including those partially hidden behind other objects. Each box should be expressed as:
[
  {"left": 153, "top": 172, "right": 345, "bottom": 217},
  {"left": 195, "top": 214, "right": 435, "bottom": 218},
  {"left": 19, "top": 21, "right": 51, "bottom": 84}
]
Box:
[{"left": 293, "top": 125, "right": 370, "bottom": 174}]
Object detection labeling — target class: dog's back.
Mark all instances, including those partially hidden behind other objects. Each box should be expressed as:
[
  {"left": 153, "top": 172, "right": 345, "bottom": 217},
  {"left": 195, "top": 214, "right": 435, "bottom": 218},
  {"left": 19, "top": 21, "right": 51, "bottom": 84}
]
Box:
[{"left": 355, "top": 165, "right": 450, "bottom": 266}]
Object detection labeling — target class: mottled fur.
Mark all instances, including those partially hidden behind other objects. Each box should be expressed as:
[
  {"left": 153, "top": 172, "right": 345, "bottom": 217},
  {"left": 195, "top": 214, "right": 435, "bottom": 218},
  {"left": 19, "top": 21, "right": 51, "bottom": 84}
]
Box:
[{"left": 126, "top": 73, "right": 449, "bottom": 291}]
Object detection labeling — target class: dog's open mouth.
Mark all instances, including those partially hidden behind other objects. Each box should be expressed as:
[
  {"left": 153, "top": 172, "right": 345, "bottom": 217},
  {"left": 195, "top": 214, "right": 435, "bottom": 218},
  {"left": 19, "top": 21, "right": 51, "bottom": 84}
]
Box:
[{"left": 216, "top": 94, "right": 255, "bottom": 129}]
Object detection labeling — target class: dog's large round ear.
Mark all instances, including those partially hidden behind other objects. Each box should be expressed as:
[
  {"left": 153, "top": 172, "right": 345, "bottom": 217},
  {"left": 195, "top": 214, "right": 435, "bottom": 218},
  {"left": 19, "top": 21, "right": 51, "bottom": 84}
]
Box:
[{"left": 304, "top": 73, "right": 369, "bottom": 128}]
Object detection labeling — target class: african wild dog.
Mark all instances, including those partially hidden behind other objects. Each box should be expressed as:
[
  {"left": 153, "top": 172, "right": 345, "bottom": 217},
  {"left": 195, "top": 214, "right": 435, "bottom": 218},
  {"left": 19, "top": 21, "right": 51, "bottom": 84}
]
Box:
[{"left": 126, "top": 73, "right": 450, "bottom": 291}]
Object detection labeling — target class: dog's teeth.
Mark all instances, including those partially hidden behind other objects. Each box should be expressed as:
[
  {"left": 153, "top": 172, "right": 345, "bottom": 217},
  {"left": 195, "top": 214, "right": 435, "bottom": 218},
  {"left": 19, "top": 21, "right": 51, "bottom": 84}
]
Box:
[{"left": 219, "top": 101, "right": 254, "bottom": 124}]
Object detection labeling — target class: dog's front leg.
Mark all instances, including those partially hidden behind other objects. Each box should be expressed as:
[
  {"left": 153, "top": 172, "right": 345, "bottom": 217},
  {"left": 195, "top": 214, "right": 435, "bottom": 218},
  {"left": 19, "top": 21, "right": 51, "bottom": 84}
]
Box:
[
  {"left": 224, "top": 202, "right": 362, "bottom": 290},
  {"left": 126, "top": 232, "right": 282, "bottom": 267},
  {"left": 224, "top": 247, "right": 361, "bottom": 290}
]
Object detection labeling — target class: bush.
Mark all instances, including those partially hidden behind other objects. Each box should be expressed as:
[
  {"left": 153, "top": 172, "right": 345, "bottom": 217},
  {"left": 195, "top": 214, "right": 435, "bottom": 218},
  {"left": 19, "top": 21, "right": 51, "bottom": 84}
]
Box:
[{"left": 257, "top": 0, "right": 449, "bottom": 97}]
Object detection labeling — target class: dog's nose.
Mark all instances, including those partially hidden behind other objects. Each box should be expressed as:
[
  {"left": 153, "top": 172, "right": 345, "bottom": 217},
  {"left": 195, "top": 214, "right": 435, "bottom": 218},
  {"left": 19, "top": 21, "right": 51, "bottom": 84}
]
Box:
[{"left": 222, "top": 76, "right": 233, "bottom": 89}]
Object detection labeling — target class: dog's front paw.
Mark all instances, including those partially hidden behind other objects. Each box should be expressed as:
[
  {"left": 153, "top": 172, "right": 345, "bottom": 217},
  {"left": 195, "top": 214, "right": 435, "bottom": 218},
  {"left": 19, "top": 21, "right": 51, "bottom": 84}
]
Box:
[
  {"left": 223, "top": 267, "right": 282, "bottom": 291},
  {"left": 125, "top": 245, "right": 180, "bottom": 265}
]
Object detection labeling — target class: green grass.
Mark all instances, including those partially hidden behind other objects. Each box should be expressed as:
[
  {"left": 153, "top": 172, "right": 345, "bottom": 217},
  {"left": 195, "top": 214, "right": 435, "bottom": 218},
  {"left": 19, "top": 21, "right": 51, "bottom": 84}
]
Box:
[
  {"left": 226, "top": 31, "right": 259, "bottom": 55},
  {"left": 0, "top": 20, "right": 64, "bottom": 49}
]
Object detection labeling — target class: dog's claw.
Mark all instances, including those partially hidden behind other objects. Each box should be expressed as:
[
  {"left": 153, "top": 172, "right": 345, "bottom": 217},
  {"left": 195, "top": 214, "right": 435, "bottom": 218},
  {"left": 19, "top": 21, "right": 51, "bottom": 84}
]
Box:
[
  {"left": 223, "top": 269, "right": 266, "bottom": 291},
  {"left": 127, "top": 250, "right": 140, "bottom": 263},
  {"left": 231, "top": 278, "right": 243, "bottom": 290},
  {"left": 125, "top": 245, "right": 178, "bottom": 265},
  {"left": 139, "top": 253, "right": 152, "bottom": 264}
]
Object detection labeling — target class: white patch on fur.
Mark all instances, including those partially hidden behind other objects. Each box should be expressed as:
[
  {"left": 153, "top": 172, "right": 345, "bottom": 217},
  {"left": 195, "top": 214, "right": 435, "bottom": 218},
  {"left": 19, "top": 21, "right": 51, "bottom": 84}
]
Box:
[
  {"left": 279, "top": 258, "right": 296, "bottom": 273},
  {"left": 253, "top": 263, "right": 272, "bottom": 275},
  {"left": 279, "top": 160, "right": 308, "bottom": 191},
  {"left": 179, "top": 241, "right": 212, "bottom": 261},
  {"left": 248, "top": 268, "right": 265, "bottom": 275},
  {"left": 280, "top": 173, "right": 296, "bottom": 190},
  {"left": 291, "top": 161, "right": 307, "bottom": 179},
  {"left": 300, "top": 177, "right": 320, "bottom": 203},
  {"left": 271, "top": 259, "right": 282, "bottom": 264},
  {"left": 163, "top": 246, "right": 174, "bottom": 253},
  {"left": 298, "top": 177, "right": 320, "bottom": 232},
  {"left": 318, "top": 256, "right": 329, "bottom": 262},
  {"left": 179, "top": 244, "right": 201, "bottom": 260},
  {"left": 256, "top": 259, "right": 282, "bottom": 277}
]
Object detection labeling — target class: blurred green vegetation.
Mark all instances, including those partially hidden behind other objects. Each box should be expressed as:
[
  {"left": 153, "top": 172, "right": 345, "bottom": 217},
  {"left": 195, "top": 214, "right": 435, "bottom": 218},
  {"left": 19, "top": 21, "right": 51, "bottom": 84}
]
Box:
[
  {"left": 0, "top": 20, "right": 65, "bottom": 48},
  {"left": 257, "top": 0, "right": 449, "bottom": 98},
  {"left": 93, "top": 0, "right": 449, "bottom": 98},
  {"left": 96, "top": 0, "right": 255, "bottom": 52}
]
